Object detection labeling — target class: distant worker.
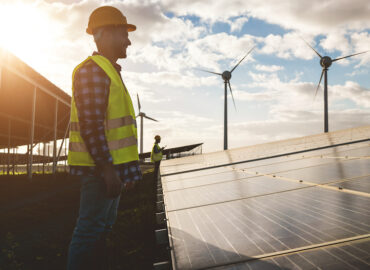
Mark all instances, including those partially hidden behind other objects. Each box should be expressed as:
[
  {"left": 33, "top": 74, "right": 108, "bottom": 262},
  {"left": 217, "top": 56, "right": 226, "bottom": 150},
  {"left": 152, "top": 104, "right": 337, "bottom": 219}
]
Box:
[
  {"left": 67, "top": 6, "right": 141, "bottom": 270},
  {"left": 151, "top": 135, "right": 165, "bottom": 179}
]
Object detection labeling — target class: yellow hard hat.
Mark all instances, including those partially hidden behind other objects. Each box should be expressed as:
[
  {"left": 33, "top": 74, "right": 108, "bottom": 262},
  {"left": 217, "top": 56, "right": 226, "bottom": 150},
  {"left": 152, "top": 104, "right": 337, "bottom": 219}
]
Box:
[
  {"left": 155, "top": 135, "right": 161, "bottom": 140},
  {"left": 86, "top": 6, "right": 136, "bottom": 35}
]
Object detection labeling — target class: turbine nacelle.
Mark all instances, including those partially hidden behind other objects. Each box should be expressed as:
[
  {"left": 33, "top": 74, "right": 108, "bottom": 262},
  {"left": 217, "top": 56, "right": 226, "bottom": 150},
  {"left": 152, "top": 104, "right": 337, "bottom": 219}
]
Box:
[
  {"left": 320, "top": 56, "right": 332, "bottom": 69},
  {"left": 222, "top": 71, "right": 232, "bottom": 81}
]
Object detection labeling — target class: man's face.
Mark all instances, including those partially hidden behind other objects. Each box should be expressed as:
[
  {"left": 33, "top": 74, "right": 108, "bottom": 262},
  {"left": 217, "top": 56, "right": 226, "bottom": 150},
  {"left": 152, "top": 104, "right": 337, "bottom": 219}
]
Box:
[{"left": 108, "top": 26, "right": 131, "bottom": 59}]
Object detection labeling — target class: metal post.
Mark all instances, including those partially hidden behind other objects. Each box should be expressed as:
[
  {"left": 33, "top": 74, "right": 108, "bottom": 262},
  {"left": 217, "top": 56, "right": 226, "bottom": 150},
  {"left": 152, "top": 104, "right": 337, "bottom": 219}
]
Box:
[
  {"left": 43, "top": 142, "right": 45, "bottom": 174},
  {"left": 224, "top": 80, "right": 228, "bottom": 150},
  {"left": 28, "top": 87, "right": 37, "bottom": 179},
  {"left": 7, "top": 119, "right": 10, "bottom": 175},
  {"left": 15, "top": 148, "right": 17, "bottom": 174},
  {"left": 324, "top": 68, "right": 328, "bottom": 133},
  {"left": 53, "top": 99, "right": 58, "bottom": 174},
  {"left": 140, "top": 116, "right": 144, "bottom": 154},
  {"left": 64, "top": 140, "right": 67, "bottom": 172},
  {"left": 12, "top": 147, "right": 15, "bottom": 175},
  {"left": 27, "top": 144, "right": 30, "bottom": 175},
  {"left": 47, "top": 143, "right": 50, "bottom": 173},
  {"left": 38, "top": 143, "right": 41, "bottom": 173},
  {"left": 56, "top": 122, "right": 70, "bottom": 166}
]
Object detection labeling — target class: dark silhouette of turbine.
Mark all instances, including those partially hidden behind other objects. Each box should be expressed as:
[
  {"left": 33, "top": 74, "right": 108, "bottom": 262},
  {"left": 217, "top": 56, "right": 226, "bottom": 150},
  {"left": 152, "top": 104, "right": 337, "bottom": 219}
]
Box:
[
  {"left": 302, "top": 38, "right": 369, "bottom": 133},
  {"left": 197, "top": 47, "right": 255, "bottom": 150}
]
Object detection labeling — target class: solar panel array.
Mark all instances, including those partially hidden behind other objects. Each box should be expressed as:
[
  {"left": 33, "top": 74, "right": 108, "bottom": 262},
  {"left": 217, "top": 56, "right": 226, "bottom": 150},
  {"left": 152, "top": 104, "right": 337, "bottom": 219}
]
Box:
[
  {"left": 161, "top": 126, "right": 370, "bottom": 176},
  {"left": 160, "top": 127, "right": 370, "bottom": 270}
]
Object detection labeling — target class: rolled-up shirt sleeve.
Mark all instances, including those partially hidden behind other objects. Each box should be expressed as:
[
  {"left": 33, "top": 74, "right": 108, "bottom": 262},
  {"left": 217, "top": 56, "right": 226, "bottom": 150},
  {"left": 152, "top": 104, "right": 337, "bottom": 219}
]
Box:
[{"left": 73, "top": 61, "right": 113, "bottom": 166}]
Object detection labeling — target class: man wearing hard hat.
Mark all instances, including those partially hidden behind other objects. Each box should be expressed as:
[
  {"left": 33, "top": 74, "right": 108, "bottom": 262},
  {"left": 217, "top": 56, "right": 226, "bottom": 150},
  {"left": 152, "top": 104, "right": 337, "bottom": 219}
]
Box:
[
  {"left": 151, "top": 135, "right": 165, "bottom": 179},
  {"left": 67, "top": 6, "right": 141, "bottom": 270}
]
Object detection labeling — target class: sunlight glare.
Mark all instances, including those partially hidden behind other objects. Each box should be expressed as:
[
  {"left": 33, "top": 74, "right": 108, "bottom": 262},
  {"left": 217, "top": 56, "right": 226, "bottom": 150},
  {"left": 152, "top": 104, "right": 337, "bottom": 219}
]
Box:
[{"left": 0, "top": 2, "right": 58, "bottom": 67}]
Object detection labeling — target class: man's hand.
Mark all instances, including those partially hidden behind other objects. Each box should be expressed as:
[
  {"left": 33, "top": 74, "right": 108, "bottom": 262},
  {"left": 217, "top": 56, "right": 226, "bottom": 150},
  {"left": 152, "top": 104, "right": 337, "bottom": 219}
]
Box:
[{"left": 103, "top": 164, "right": 122, "bottom": 198}]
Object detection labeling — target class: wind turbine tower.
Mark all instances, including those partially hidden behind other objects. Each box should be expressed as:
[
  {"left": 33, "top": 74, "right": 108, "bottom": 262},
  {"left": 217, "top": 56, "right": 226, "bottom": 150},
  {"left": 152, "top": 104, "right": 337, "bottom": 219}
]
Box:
[
  {"left": 136, "top": 94, "right": 158, "bottom": 154},
  {"left": 303, "top": 38, "right": 369, "bottom": 133},
  {"left": 198, "top": 47, "right": 254, "bottom": 150}
]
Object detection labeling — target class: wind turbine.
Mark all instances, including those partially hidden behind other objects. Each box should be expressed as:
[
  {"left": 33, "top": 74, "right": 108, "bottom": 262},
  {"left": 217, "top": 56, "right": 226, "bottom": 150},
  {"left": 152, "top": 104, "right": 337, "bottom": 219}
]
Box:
[
  {"left": 302, "top": 38, "right": 369, "bottom": 133},
  {"left": 198, "top": 47, "right": 254, "bottom": 150},
  {"left": 136, "top": 94, "right": 158, "bottom": 154}
]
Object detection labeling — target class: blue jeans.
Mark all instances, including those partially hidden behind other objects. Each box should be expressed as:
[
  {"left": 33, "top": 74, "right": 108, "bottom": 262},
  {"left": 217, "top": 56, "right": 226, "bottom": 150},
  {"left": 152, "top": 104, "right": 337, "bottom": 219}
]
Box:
[{"left": 67, "top": 175, "right": 121, "bottom": 270}]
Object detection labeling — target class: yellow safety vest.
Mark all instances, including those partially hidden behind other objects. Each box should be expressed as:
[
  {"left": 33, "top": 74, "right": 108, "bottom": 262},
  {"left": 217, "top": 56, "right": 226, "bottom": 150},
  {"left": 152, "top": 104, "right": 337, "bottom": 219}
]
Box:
[
  {"left": 68, "top": 55, "right": 139, "bottom": 166},
  {"left": 151, "top": 143, "right": 163, "bottom": 162}
]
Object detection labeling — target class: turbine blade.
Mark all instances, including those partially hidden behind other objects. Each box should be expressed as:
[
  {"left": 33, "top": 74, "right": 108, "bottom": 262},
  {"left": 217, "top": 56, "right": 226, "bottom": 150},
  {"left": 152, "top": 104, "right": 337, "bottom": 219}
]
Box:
[
  {"left": 301, "top": 37, "right": 322, "bottom": 59},
  {"left": 332, "top": 50, "right": 370, "bottom": 62},
  {"left": 227, "top": 81, "right": 237, "bottom": 110},
  {"left": 314, "top": 69, "right": 324, "bottom": 102},
  {"left": 144, "top": 115, "right": 158, "bottom": 122},
  {"left": 195, "top": 68, "right": 222, "bottom": 76},
  {"left": 137, "top": 93, "right": 141, "bottom": 111},
  {"left": 230, "top": 46, "right": 255, "bottom": 73}
]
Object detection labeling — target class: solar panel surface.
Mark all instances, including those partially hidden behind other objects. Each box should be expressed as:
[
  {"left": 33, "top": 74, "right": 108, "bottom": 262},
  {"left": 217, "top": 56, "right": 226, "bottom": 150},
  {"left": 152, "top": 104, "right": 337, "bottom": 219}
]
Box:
[{"left": 160, "top": 128, "right": 370, "bottom": 270}]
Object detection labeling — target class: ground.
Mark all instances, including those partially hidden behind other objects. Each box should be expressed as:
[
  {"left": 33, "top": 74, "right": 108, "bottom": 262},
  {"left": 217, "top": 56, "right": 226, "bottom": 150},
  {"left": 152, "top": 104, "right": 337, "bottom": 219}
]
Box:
[{"left": 0, "top": 165, "right": 159, "bottom": 270}]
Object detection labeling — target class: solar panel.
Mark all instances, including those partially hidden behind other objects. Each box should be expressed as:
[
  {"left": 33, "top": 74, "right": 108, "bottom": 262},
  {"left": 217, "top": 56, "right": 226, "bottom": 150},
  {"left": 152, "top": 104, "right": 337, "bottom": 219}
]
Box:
[
  {"left": 161, "top": 127, "right": 370, "bottom": 176},
  {"left": 159, "top": 127, "right": 370, "bottom": 270}
]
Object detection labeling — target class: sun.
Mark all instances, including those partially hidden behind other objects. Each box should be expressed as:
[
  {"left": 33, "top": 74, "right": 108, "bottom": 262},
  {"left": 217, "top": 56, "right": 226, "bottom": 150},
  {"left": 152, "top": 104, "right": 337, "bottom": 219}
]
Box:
[{"left": 0, "top": 2, "right": 58, "bottom": 68}]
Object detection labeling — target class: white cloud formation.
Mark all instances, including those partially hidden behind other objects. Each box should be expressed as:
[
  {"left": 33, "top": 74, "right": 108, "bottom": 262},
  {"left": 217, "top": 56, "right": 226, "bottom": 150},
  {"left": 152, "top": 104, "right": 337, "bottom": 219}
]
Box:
[
  {"left": 255, "top": 64, "right": 284, "bottom": 72},
  {"left": 162, "top": 0, "right": 370, "bottom": 34},
  {"left": 259, "top": 32, "right": 317, "bottom": 60},
  {"left": 229, "top": 16, "right": 249, "bottom": 33},
  {"left": 331, "top": 81, "right": 370, "bottom": 108}
]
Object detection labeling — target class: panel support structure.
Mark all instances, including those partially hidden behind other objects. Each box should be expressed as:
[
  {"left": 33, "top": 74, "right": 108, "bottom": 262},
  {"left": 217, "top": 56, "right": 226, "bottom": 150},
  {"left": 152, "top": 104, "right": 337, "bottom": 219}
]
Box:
[
  {"left": 28, "top": 86, "right": 37, "bottom": 179},
  {"left": 53, "top": 99, "right": 59, "bottom": 174},
  {"left": 7, "top": 119, "right": 10, "bottom": 175},
  {"left": 43, "top": 142, "right": 46, "bottom": 174}
]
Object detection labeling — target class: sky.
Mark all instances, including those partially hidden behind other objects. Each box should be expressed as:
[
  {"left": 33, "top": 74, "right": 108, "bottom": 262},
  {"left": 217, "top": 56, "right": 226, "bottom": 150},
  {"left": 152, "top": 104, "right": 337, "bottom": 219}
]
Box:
[{"left": 0, "top": 0, "right": 369, "bottom": 153}]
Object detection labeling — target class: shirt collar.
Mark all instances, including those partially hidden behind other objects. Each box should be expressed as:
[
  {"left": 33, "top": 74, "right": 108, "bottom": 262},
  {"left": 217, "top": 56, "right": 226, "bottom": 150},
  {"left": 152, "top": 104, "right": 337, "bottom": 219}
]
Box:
[{"left": 92, "top": 51, "right": 122, "bottom": 72}]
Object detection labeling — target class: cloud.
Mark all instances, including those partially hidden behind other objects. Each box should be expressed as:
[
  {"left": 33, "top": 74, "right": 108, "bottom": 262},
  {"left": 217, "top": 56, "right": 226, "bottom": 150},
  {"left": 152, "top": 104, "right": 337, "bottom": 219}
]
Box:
[
  {"left": 350, "top": 31, "right": 370, "bottom": 66},
  {"left": 331, "top": 81, "right": 370, "bottom": 108},
  {"left": 233, "top": 90, "right": 277, "bottom": 102},
  {"left": 259, "top": 32, "right": 317, "bottom": 60},
  {"left": 162, "top": 0, "right": 370, "bottom": 34},
  {"left": 125, "top": 70, "right": 219, "bottom": 88},
  {"left": 228, "top": 108, "right": 370, "bottom": 147},
  {"left": 255, "top": 64, "right": 284, "bottom": 72},
  {"left": 187, "top": 32, "right": 257, "bottom": 70},
  {"left": 229, "top": 16, "right": 249, "bottom": 33}
]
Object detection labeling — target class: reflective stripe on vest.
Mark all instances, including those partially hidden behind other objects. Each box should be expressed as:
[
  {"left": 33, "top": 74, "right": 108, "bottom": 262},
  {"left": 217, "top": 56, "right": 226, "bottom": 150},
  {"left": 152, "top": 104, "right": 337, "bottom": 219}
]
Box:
[
  {"left": 70, "top": 136, "right": 137, "bottom": 152},
  {"left": 70, "top": 115, "right": 137, "bottom": 132},
  {"left": 68, "top": 55, "right": 139, "bottom": 166}
]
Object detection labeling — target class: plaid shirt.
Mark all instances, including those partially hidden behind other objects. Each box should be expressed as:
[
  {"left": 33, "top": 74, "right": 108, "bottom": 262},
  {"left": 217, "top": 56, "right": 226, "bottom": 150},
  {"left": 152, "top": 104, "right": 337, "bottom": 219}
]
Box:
[{"left": 69, "top": 52, "right": 142, "bottom": 184}]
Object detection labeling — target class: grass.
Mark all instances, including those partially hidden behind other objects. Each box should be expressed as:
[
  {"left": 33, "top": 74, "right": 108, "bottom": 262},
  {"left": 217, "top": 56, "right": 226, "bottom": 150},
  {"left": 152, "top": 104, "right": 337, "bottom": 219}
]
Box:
[{"left": 0, "top": 166, "right": 158, "bottom": 270}]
